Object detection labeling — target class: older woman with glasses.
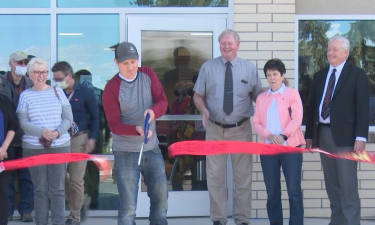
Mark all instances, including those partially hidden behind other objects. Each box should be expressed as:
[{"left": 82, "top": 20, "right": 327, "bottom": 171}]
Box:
[
  {"left": 252, "top": 58, "right": 305, "bottom": 225},
  {"left": 17, "top": 58, "right": 73, "bottom": 225}
]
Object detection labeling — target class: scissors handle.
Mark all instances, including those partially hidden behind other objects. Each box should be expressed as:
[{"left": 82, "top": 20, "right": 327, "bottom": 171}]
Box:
[{"left": 144, "top": 114, "right": 150, "bottom": 144}]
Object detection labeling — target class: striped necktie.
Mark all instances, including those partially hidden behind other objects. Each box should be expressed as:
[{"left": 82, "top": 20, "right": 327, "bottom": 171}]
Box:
[{"left": 321, "top": 68, "right": 336, "bottom": 120}]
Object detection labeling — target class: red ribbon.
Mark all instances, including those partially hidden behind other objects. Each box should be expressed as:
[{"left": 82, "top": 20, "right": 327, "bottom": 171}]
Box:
[
  {"left": 169, "top": 141, "right": 375, "bottom": 164},
  {"left": 0, "top": 153, "right": 112, "bottom": 181}
]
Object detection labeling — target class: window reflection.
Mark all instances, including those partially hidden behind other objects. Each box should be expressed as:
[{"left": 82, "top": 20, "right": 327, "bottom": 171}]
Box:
[
  {"left": 141, "top": 31, "right": 212, "bottom": 110},
  {"left": 58, "top": 0, "right": 227, "bottom": 7},
  {"left": 141, "top": 31, "right": 212, "bottom": 192},
  {"left": 299, "top": 20, "right": 375, "bottom": 129},
  {"left": 0, "top": 15, "right": 50, "bottom": 81},
  {"left": 58, "top": 14, "right": 119, "bottom": 210},
  {"left": 0, "top": 0, "right": 49, "bottom": 7},
  {"left": 57, "top": 14, "right": 119, "bottom": 91},
  {"left": 57, "top": 14, "right": 118, "bottom": 156}
]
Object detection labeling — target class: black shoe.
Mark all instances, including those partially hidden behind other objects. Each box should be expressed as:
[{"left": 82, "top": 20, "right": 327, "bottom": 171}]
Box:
[
  {"left": 80, "top": 194, "right": 91, "bottom": 222},
  {"left": 213, "top": 221, "right": 223, "bottom": 225}
]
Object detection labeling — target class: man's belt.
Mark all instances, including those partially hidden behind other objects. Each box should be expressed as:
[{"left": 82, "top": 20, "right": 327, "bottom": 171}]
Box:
[
  {"left": 73, "top": 130, "right": 88, "bottom": 138},
  {"left": 210, "top": 118, "right": 249, "bottom": 129},
  {"left": 319, "top": 123, "right": 331, "bottom": 127}
]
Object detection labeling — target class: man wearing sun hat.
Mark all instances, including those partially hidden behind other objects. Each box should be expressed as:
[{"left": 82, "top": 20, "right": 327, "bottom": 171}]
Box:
[
  {"left": 102, "top": 42, "right": 168, "bottom": 225},
  {"left": 0, "top": 51, "right": 34, "bottom": 222}
]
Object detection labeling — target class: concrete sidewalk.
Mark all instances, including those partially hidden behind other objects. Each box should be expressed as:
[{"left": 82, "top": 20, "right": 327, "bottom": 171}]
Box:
[{"left": 8, "top": 217, "right": 375, "bottom": 225}]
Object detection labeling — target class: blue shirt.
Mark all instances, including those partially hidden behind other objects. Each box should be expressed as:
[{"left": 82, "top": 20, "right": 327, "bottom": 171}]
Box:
[{"left": 64, "top": 81, "right": 100, "bottom": 140}]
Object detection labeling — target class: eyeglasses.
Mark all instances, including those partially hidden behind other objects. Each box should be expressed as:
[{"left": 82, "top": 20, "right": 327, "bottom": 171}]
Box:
[
  {"left": 16, "top": 60, "right": 29, "bottom": 66},
  {"left": 33, "top": 71, "right": 49, "bottom": 76},
  {"left": 52, "top": 77, "right": 66, "bottom": 82}
]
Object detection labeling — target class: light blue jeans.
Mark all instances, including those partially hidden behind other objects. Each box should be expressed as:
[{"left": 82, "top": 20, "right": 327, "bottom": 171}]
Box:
[{"left": 114, "top": 146, "right": 168, "bottom": 225}]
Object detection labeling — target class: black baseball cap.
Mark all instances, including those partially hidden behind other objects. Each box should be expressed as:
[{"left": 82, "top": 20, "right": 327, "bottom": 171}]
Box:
[{"left": 115, "top": 42, "right": 139, "bottom": 63}]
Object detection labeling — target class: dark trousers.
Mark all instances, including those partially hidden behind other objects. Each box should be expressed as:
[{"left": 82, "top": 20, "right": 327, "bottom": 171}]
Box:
[
  {"left": 7, "top": 146, "right": 34, "bottom": 215},
  {"left": 0, "top": 170, "right": 11, "bottom": 225},
  {"left": 260, "top": 153, "right": 304, "bottom": 225},
  {"left": 318, "top": 125, "right": 360, "bottom": 225},
  {"left": 84, "top": 161, "right": 100, "bottom": 208}
]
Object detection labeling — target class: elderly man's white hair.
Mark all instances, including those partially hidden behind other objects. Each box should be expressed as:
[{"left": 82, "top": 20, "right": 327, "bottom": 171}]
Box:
[
  {"left": 328, "top": 36, "right": 350, "bottom": 59},
  {"left": 218, "top": 28, "right": 240, "bottom": 43}
]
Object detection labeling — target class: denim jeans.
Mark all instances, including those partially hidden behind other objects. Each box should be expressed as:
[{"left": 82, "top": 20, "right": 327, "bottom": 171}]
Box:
[
  {"left": 8, "top": 146, "right": 34, "bottom": 216},
  {"left": 260, "top": 153, "right": 304, "bottom": 225},
  {"left": 114, "top": 146, "right": 168, "bottom": 225}
]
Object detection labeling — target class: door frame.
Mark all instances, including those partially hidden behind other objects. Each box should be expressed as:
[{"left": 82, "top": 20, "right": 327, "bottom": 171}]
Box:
[{"left": 127, "top": 14, "right": 228, "bottom": 217}]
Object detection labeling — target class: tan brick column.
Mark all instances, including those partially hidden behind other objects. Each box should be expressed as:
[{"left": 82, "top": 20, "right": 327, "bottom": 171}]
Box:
[{"left": 233, "top": 0, "right": 375, "bottom": 220}]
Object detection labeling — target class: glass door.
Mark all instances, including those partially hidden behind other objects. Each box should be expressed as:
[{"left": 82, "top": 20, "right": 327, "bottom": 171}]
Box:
[{"left": 127, "top": 15, "right": 227, "bottom": 217}]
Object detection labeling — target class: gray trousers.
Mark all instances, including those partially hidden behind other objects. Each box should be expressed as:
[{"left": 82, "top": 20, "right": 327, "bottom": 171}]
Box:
[
  {"left": 318, "top": 125, "right": 360, "bottom": 225},
  {"left": 24, "top": 146, "right": 70, "bottom": 225},
  {"left": 206, "top": 119, "right": 253, "bottom": 225}
]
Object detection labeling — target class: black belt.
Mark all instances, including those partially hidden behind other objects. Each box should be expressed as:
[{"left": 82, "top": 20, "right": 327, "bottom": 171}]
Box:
[
  {"left": 210, "top": 118, "right": 249, "bottom": 129},
  {"left": 73, "top": 130, "right": 88, "bottom": 138},
  {"left": 319, "top": 123, "right": 331, "bottom": 127}
]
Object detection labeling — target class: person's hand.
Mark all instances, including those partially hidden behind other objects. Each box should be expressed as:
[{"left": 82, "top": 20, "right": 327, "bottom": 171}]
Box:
[
  {"left": 51, "top": 131, "right": 59, "bottom": 139},
  {"left": 268, "top": 134, "right": 283, "bottom": 145},
  {"left": 42, "top": 129, "right": 55, "bottom": 141},
  {"left": 144, "top": 109, "right": 155, "bottom": 123},
  {"left": 305, "top": 139, "right": 312, "bottom": 149},
  {"left": 201, "top": 108, "right": 210, "bottom": 128},
  {"left": 136, "top": 126, "right": 153, "bottom": 139},
  {"left": 0, "top": 147, "right": 7, "bottom": 161},
  {"left": 354, "top": 140, "right": 366, "bottom": 153},
  {"left": 86, "top": 139, "right": 96, "bottom": 153}
]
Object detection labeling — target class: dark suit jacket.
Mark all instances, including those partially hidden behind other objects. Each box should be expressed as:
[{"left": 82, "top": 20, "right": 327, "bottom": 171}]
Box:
[{"left": 305, "top": 63, "right": 369, "bottom": 148}]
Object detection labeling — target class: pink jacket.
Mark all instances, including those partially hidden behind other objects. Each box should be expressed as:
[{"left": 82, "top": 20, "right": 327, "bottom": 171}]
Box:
[{"left": 252, "top": 87, "right": 306, "bottom": 147}]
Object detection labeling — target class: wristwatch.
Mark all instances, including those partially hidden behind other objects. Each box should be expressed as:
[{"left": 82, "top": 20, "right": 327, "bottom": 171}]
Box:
[{"left": 281, "top": 134, "right": 288, "bottom": 141}]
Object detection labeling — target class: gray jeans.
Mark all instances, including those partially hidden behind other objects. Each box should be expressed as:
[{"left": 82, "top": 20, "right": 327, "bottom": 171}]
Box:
[{"left": 24, "top": 146, "right": 70, "bottom": 225}]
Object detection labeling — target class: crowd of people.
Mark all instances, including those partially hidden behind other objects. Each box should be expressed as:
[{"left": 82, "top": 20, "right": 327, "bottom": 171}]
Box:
[{"left": 0, "top": 28, "right": 369, "bottom": 225}]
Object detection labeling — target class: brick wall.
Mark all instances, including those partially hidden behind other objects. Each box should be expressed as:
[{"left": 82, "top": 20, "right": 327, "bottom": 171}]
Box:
[{"left": 234, "top": 0, "right": 375, "bottom": 219}]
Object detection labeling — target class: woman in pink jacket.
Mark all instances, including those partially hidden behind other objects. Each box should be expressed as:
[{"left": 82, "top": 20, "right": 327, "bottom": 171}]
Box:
[{"left": 252, "top": 58, "right": 305, "bottom": 225}]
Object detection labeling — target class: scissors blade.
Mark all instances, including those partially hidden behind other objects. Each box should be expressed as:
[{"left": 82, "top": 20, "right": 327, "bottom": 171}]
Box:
[{"left": 138, "top": 143, "right": 144, "bottom": 165}]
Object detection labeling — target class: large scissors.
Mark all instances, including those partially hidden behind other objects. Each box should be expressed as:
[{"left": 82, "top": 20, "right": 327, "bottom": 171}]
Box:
[{"left": 137, "top": 114, "right": 150, "bottom": 166}]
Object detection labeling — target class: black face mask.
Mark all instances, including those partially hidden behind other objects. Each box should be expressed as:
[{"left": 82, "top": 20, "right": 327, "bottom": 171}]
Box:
[
  {"left": 187, "top": 90, "right": 194, "bottom": 97},
  {"left": 174, "top": 90, "right": 180, "bottom": 97}
]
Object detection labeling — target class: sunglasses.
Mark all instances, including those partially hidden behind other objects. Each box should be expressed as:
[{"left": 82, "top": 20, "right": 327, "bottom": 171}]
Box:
[{"left": 16, "top": 60, "right": 29, "bottom": 66}]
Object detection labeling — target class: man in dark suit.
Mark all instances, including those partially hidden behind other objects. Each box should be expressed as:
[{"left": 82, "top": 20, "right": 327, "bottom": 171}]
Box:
[{"left": 305, "top": 35, "right": 369, "bottom": 225}]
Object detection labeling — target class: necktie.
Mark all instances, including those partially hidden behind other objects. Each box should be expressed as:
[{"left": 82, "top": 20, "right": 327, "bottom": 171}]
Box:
[
  {"left": 223, "top": 61, "right": 233, "bottom": 115},
  {"left": 321, "top": 69, "right": 336, "bottom": 120}
]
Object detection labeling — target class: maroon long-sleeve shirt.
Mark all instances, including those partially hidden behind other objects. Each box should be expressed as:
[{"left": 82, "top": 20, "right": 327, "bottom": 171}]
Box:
[{"left": 102, "top": 66, "right": 167, "bottom": 152}]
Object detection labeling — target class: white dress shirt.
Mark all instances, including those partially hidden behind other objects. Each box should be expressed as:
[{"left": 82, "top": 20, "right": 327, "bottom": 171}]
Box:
[
  {"left": 318, "top": 60, "right": 366, "bottom": 142},
  {"left": 265, "top": 83, "right": 287, "bottom": 146}
]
